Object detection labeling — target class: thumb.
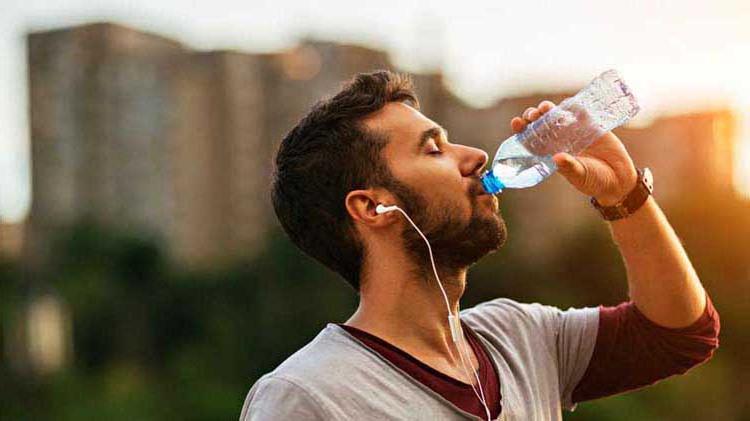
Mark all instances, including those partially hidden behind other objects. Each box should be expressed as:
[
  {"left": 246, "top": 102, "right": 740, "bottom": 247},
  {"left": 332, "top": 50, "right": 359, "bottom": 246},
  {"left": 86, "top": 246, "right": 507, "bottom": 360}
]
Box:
[{"left": 553, "top": 152, "right": 587, "bottom": 184}]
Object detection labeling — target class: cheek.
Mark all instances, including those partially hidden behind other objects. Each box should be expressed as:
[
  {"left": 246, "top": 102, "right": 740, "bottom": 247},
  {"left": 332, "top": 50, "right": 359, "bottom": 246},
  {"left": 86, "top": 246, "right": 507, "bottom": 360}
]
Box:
[
  {"left": 424, "top": 160, "right": 463, "bottom": 187},
  {"left": 436, "top": 187, "right": 474, "bottom": 221},
  {"left": 391, "top": 157, "right": 467, "bottom": 209},
  {"left": 423, "top": 165, "right": 469, "bottom": 207}
]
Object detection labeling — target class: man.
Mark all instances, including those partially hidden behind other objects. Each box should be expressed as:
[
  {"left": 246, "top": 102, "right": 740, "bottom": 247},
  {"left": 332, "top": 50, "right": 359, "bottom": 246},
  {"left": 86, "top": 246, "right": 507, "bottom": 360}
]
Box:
[{"left": 240, "top": 71, "right": 719, "bottom": 420}]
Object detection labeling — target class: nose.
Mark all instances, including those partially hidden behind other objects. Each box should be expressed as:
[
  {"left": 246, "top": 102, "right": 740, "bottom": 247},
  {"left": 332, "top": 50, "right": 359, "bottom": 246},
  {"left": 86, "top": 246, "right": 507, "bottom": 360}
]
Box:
[{"left": 458, "top": 145, "right": 489, "bottom": 177}]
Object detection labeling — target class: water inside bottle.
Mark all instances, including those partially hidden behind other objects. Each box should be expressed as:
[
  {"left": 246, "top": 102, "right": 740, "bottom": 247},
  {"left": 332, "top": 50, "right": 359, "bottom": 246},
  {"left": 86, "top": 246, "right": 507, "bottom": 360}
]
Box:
[{"left": 486, "top": 138, "right": 557, "bottom": 189}]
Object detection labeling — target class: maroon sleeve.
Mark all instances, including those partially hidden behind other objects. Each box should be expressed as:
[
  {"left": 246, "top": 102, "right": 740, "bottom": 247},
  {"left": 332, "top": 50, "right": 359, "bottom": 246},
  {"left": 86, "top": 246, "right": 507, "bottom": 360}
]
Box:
[{"left": 571, "top": 293, "right": 720, "bottom": 403}]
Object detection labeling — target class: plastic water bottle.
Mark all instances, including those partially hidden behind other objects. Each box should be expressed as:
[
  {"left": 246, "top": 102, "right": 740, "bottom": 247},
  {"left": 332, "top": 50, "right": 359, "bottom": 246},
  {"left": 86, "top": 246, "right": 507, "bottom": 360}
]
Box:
[{"left": 481, "top": 70, "right": 640, "bottom": 194}]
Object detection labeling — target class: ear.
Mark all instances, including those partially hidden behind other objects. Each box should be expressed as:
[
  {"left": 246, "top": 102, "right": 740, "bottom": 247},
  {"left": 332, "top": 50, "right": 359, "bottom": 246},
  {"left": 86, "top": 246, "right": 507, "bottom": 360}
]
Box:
[{"left": 345, "top": 189, "right": 396, "bottom": 227}]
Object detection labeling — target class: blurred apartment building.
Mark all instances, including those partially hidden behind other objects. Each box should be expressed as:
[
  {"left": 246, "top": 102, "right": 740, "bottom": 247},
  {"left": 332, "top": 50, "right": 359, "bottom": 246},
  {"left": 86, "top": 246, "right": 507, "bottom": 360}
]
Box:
[
  {"left": 25, "top": 22, "right": 394, "bottom": 269},
  {"left": 24, "top": 22, "right": 739, "bottom": 270},
  {"left": 0, "top": 221, "right": 25, "bottom": 261}
]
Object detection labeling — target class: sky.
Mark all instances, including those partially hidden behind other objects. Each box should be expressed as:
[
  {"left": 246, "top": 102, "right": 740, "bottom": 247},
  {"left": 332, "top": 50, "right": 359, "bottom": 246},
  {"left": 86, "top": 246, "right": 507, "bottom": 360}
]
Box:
[{"left": 2, "top": 0, "right": 750, "bottom": 223}]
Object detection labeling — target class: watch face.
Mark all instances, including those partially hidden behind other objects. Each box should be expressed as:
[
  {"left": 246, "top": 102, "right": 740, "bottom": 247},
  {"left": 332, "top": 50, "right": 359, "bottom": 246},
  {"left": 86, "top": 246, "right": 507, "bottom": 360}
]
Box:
[{"left": 643, "top": 168, "right": 654, "bottom": 193}]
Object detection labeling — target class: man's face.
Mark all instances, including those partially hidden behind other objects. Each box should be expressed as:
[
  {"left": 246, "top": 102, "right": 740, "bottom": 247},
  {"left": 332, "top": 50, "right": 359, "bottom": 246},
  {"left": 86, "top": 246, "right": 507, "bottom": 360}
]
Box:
[{"left": 363, "top": 102, "right": 507, "bottom": 272}]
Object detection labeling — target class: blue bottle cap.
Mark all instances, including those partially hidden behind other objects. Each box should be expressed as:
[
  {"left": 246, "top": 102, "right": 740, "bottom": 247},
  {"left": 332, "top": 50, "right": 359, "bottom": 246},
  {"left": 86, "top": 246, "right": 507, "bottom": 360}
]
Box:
[{"left": 481, "top": 171, "right": 505, "bottom": 194}]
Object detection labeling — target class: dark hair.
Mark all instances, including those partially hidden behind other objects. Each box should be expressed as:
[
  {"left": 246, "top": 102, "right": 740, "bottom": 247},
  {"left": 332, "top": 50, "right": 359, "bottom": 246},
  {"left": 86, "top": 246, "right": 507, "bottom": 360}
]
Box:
[{"left": 271, "top": 70, "right": 419, "bottom": 290}]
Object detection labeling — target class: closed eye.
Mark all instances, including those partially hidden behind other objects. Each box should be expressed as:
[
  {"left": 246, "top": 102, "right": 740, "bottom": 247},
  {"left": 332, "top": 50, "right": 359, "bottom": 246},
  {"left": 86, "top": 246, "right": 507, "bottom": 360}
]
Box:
[{"left": 426, "top": 138, "right": 445, "bottom": 155}]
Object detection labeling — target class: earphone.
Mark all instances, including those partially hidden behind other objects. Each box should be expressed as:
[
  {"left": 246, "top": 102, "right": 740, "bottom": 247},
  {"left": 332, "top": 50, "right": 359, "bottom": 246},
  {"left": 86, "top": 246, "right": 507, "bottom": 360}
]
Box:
[
  {"left": 375, "top": 203, "right": 492, "bottom": 421},
  {"left": 375, "top": 204, "right": 398, "bottom": 215}
]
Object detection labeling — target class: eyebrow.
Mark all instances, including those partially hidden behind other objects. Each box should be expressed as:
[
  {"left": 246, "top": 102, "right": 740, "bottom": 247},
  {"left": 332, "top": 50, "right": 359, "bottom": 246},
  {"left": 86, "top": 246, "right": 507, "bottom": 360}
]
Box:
[{"left": 418, "top": 126, "right": 448, "bottom": 150}]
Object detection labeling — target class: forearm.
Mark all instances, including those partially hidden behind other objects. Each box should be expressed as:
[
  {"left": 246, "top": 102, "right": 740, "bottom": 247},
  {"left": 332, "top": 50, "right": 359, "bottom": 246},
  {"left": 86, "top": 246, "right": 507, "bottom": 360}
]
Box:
[{"left": 608, "top": 195, "right": 706, "bottom": 328}]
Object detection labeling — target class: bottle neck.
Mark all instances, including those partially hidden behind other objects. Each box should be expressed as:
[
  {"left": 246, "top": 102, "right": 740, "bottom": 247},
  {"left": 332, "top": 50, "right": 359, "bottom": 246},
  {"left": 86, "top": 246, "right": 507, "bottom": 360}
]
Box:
[{"left": 480, "top": 170, "right": 504, "bottom": 194}]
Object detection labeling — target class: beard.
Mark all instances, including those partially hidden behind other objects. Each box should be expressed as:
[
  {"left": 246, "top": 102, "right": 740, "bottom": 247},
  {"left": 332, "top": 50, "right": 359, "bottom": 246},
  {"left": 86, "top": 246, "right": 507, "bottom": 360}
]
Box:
[{"left": 382, "top": 176, "right": 507, "bottom": 279}]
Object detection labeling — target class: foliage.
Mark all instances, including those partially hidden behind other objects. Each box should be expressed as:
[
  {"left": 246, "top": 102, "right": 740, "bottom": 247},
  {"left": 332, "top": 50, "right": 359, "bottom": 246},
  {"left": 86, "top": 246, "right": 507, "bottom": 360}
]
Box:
[{"left": 0, "top": 199, "right": 747, "bottom": 420}]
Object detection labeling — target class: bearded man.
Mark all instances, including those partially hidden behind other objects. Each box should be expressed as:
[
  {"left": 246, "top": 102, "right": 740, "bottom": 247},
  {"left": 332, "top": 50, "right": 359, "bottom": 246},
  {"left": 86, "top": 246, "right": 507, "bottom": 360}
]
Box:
[{"left": 240, "top": 71, "right": 719, "bottom": 421}]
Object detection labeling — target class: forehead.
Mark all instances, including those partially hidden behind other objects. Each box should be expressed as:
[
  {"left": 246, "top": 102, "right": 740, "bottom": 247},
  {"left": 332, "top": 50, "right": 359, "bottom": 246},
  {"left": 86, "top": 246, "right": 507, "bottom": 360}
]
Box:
[{"left": 361, "top": 102, "right": 437, "bottom": 151}]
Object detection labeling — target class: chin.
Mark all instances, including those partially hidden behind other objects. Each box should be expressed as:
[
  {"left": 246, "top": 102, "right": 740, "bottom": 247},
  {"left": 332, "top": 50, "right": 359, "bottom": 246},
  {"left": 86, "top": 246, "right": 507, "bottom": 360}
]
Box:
[
  {"left": 450, "top": 213, "right": 507, "bottom": 267},
  {"left": 399, "top": 195, "right": 507, "bottom": 270}
]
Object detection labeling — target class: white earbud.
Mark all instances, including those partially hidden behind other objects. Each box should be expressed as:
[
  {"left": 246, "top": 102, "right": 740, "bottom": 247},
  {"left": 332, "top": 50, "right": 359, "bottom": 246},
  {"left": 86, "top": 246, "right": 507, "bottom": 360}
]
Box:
[{"left": 375, "top": 204, "right": 398, "bottom": 214}]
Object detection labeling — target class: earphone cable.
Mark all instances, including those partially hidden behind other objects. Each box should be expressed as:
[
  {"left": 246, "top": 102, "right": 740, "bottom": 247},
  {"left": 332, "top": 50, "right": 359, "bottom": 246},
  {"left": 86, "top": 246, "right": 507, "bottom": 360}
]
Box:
[{"left": 391, "top": 206, "right": 492, "bottom": 420}]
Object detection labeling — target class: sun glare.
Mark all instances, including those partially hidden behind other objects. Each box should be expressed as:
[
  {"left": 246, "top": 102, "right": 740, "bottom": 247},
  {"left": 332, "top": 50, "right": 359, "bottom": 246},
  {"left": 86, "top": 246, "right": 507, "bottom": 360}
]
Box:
[{"left": 733, "top": 106, "right": 750, "bottom": 199}]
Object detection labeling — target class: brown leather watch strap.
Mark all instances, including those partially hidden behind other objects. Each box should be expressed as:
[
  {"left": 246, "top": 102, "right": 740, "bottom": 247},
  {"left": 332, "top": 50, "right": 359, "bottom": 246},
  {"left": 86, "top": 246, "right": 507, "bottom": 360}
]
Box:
[{"left": 590, "top": 167, "right": 653, "bottom": 221}]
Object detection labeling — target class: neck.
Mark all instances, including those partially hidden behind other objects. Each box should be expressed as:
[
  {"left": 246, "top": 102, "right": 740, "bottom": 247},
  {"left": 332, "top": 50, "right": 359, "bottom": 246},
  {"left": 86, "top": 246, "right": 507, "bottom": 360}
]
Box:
[{"left": 344, "top": 246, "right": 468, "bottom": 360}]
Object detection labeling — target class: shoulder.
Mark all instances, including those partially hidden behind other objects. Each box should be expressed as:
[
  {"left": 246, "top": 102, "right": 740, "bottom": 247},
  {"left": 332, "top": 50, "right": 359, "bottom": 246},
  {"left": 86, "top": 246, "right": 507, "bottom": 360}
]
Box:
[
  {"left": 240, "top": 375, "right": 329, "bottom": 420},
  {"left": 461, "top": 297, "right": 599, "bottom": 343},
  {"left": 240, "top": 324, "right": 373, "bottom": 419},
  {"left": 258, "top": 324, "right": 367, "bottom": 386},
  {"left": 461, "top": 297, "right": 559, "bottom": 328}
]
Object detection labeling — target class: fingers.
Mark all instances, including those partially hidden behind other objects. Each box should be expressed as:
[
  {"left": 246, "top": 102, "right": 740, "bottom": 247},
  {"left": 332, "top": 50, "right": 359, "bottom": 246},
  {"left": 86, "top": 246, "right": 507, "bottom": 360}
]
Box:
[
  {"left": 538, "top": 100, "right": 555, "bottom": 113},
  {"left": 524, "top": 107, "right": 541, "bottom": 121},
  {"left": 553, "top": 152, "right": 587, "bottom": 189},
  {"left": 511, "top": 117, "right": 526, "bottom": 133},
  {"left": 510, "top": 100, "right": 556, "bottom": 133}
]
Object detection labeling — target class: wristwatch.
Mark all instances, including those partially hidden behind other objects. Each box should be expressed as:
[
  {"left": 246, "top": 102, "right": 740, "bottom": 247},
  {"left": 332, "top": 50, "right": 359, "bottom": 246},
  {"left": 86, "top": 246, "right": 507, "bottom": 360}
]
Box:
[{"left": 590, "top": 167, "right": 653, "bottom": 221}]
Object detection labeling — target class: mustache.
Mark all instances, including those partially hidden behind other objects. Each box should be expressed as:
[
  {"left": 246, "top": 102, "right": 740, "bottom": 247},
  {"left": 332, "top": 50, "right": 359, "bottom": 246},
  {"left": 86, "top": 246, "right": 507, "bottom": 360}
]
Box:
[{"left": 468, "top": 179, "right": 487, "bottom": 196}]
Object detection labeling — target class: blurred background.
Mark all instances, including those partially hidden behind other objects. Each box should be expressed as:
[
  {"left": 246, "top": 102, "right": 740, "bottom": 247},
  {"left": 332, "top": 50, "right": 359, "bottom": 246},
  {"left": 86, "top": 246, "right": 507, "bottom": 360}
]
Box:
[{"left": 1, "top": 1, "right": 749, "bottom": 420}]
